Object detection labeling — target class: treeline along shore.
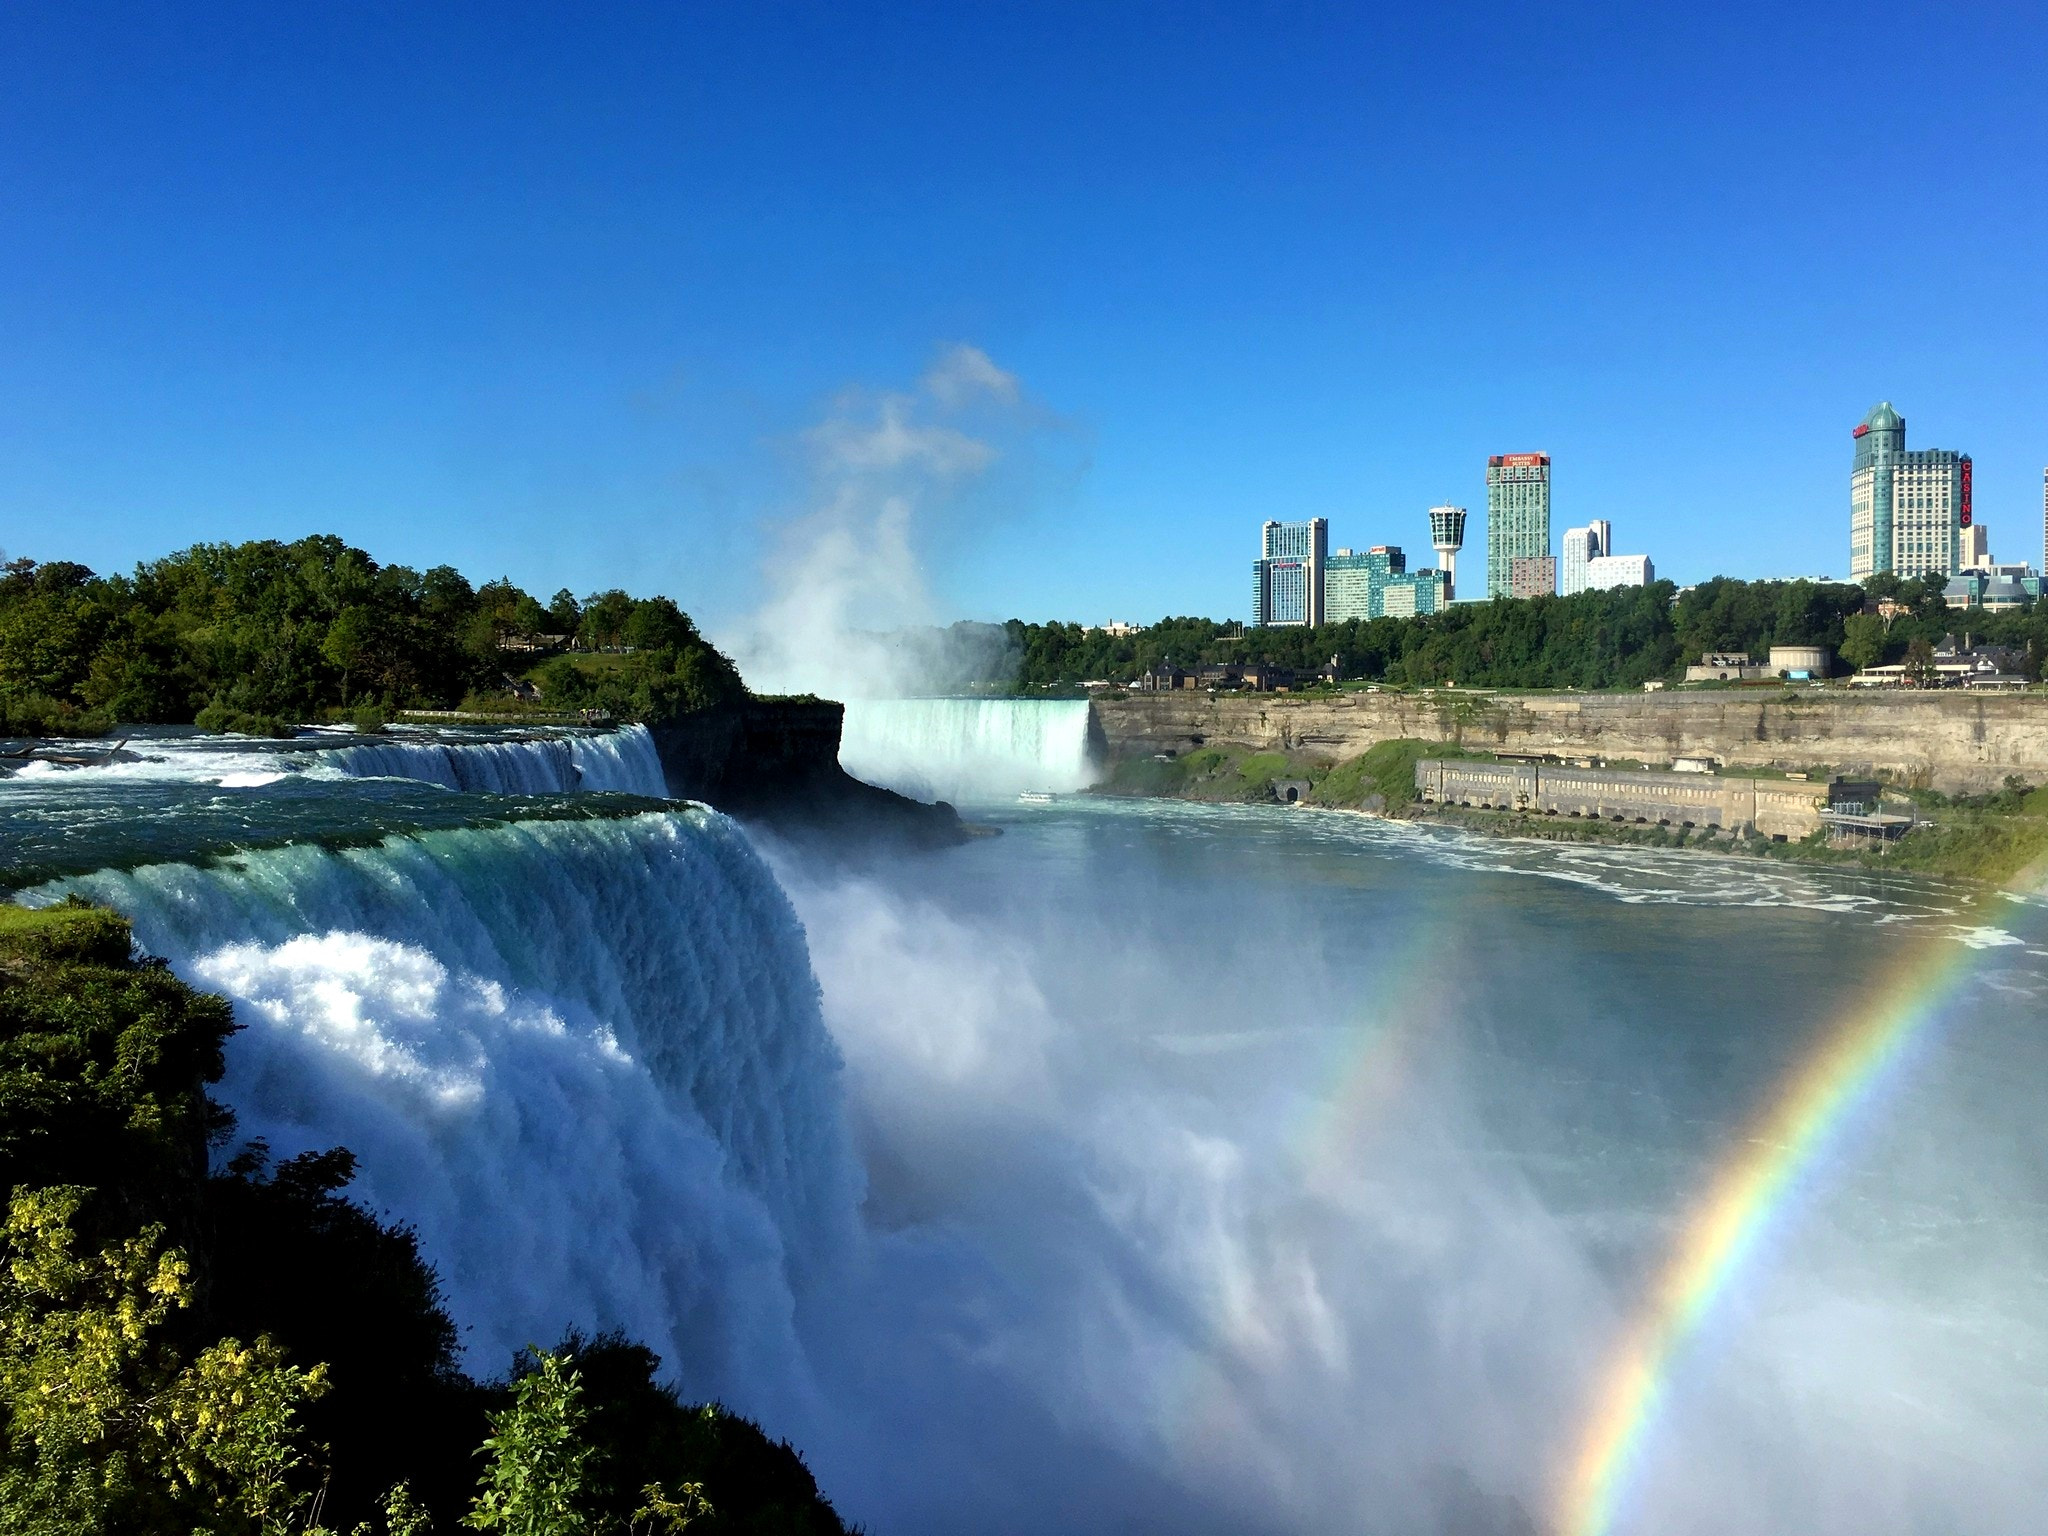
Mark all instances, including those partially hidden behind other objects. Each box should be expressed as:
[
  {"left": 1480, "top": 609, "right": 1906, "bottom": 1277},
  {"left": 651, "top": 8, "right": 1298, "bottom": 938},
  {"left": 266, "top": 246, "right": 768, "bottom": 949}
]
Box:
[{"left": 994, "top": 572, "right": 2048, "bottom": 692}]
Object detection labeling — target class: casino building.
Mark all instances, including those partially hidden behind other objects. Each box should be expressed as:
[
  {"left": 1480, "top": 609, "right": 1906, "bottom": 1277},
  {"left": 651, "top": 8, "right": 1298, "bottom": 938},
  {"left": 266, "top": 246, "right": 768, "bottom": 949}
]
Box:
[
  {"left": 1849, "top": 401, "right": 1972, "bottom": 582},
  {"left": 1486, "top": 453, "right": 1551, "bottom": 599}
]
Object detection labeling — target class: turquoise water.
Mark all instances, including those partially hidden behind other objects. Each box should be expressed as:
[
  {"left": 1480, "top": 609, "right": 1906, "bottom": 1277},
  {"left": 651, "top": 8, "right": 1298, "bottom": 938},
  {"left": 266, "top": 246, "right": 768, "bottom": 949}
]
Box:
[{"left": 4, "top": 750, "right": 2044, "bottom": 1535}]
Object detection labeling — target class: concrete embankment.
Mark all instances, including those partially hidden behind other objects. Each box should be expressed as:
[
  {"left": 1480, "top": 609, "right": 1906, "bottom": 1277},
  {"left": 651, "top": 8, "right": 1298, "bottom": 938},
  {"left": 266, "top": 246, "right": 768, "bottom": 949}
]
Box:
[{"left": 1091, "top": 689, "right": 2048, "bottom": 795}]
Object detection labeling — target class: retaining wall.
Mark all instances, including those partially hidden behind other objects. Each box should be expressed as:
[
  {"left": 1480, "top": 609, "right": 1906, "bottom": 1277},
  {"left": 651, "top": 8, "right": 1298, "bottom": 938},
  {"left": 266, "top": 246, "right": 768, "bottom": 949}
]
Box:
[{"left": 1091, "top": 689, "right": 2048, "bottom": 794}]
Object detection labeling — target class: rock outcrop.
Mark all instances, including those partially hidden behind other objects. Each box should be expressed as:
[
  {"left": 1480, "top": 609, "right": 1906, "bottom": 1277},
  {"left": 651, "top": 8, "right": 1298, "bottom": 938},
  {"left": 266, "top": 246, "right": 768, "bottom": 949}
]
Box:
[{"left": 648, "top": 698, "right": 967, "bottom": 850}]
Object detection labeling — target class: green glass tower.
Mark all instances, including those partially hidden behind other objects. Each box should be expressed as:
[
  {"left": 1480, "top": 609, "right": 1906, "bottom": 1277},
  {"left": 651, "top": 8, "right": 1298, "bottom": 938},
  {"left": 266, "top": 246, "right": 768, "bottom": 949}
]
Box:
[{"left": 1485, "top": 454, "right": 1551, "bottom": 599}]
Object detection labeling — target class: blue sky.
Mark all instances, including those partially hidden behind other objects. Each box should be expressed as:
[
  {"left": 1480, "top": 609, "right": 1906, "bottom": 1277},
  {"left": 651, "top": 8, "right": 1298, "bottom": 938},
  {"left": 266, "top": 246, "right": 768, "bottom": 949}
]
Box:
[{"left": 4, "top": 3, "right": 2045, "bottom": 631}]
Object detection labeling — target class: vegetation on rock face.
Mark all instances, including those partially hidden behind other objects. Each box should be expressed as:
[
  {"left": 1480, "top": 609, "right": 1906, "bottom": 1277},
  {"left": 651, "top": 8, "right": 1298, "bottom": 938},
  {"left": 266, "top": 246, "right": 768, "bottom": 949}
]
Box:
[
  {"left": 0, "top": 900, "right": 849, "bottom": 1534},
  {"left": 1306, "top": 740, "right": 1471, "bottom": 811},
  {"left": 999, "top": 572, "right": 2045, "bottom": 692},
  {"left": 0, "top": 539, "right": 742, "bottom": 736}
]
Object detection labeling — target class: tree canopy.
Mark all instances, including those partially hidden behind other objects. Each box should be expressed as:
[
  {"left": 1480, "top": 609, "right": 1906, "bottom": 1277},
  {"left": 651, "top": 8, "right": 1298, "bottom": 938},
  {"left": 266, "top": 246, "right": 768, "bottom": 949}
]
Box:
[
  {"left": 997, "top": 575, "right": 2044, "bottom": 692},
  {"left": 0, "top": 537, "right": 743, "bottom": 736}
]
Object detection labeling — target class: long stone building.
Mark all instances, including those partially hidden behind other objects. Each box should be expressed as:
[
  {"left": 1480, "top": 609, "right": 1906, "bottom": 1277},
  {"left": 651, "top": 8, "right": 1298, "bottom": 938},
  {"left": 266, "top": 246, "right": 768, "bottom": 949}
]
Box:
[{"left": 1413, "top": 759, "right": 1827, "bottom": 839}]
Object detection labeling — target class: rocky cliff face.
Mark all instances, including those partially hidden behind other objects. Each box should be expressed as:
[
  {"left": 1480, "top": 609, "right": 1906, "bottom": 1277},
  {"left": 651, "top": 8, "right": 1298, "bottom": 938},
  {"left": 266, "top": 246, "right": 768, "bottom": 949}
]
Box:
[
  {"left": 648, "top": 699, "right": 967, "bottom": 849},
  {"left": 1092, "top": 690, "right": 2048, "bottom": 795}
]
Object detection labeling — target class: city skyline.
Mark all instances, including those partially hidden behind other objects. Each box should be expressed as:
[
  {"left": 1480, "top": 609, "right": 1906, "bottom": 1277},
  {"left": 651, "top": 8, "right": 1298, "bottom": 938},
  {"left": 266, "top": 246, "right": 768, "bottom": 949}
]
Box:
[{"left": 2, "top": 7, "right": 2045, "bottom": 632}]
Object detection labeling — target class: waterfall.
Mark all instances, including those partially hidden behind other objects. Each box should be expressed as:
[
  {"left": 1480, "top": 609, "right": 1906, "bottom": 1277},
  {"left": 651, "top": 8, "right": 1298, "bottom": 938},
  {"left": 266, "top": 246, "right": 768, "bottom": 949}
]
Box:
[
  {"left": 838, "top": 699, "right": 1101, "bottom": 804},
  {"left": 23, "top": 807, "right": 854, "bottom": 1412},
  {"left": 328, "top": 724, "right": 668, "bottom": 797}
]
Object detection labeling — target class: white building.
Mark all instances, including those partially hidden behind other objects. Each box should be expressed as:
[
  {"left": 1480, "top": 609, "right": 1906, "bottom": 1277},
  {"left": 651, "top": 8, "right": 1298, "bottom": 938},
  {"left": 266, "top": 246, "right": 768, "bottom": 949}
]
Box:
[
  {"left": 1960, "top": 523, "right": 1991, "bottom": 571},
  {"left": 1559, "top": 520, "right": 1611, "bottom": 596},
  {"left": 1584, "top": 553, "right": 1654, "bottom": 590}
]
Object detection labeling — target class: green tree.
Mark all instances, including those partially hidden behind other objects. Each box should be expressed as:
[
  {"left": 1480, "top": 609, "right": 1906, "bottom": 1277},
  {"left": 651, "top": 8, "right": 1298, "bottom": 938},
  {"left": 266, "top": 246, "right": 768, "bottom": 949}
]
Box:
[
  {"left": 1839, "top": 611, "right": 1888, "bottom": 673},
  {"left": 1904, "top": 634, "right": 1938, "bottom": 687},
  {"left": 0, "top": 1185, "right": 329, "bottom": 1536},
  {"left": 465, "top": 1350, "right": 593, "bottom": 1535}
]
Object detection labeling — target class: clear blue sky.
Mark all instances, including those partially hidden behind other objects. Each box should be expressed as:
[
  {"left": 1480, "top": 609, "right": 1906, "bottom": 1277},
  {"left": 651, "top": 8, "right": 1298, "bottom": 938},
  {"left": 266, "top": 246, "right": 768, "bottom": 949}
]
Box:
[{"left": 4, "top": 2, "right": 2045, "bottom": 629}]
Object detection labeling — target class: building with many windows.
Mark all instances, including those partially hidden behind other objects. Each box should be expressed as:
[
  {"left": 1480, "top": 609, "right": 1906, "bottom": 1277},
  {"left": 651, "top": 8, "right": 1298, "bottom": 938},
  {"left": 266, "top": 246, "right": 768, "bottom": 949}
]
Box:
[
  {"left": 1585, "top": 553, "right": 1654, "bottom": 590},
  {"left": 1509, "top": 555, "right": 1556, "bottom": 598},
  {"left": 1849, "top": 401, "right": 1972, "bottom": 581},
  {"left": 1559, "top": 520, "right": 1611, "bottom": 595},
  {"left": 1960, "top": 523, "right": 1991, "bottom": 572},
  {"left": 1486, "top": 454, "right": 1551, "bottom": 598},
  {"left": 1251, "top": 518, "right": 1328, "bottom": 627},
  {"left": 1326, "top": 545, "right": 1449, "bottom": 620}
]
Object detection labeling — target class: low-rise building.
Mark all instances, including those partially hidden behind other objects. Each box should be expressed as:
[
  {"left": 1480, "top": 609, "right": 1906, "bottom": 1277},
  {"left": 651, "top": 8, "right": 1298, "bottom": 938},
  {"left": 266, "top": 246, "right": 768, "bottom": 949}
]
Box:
[
  {"left": 1768, "top": 644, "right": 1832, "bottom": 680},
  {"left": 1414, "top": 758, "right": 1828, "bottom": 840},
  {"left": 1685, "top": 651, "right": 1774, "bottom": 682}
]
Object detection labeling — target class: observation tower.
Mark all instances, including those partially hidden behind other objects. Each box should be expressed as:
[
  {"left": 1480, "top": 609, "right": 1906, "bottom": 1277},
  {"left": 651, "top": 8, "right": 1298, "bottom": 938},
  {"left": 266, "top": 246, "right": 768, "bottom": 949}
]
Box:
[{"left": 1428, "top": 505, "right": 1467, "bottom": 601}]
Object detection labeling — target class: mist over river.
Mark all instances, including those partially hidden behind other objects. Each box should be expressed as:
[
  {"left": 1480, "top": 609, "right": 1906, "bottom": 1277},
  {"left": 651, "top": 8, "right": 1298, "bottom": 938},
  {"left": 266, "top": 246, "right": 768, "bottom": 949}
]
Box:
[{"left": 6, "top": 727, "right": 2047, "bottom": 1534}]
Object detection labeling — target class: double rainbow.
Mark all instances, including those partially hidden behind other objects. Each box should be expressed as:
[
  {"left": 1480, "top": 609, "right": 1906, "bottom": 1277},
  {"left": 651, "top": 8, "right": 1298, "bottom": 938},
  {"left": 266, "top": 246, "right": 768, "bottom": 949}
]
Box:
[{"left": 1557, "top": 932, "right": 1978, "bottom": 1535}]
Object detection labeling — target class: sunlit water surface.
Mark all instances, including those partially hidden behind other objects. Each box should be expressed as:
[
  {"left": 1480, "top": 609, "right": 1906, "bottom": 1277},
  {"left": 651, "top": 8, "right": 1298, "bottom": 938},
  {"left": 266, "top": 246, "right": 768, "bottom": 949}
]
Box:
[{"left": 4, "top": 749, "right": 2044, "bottom": 1536}]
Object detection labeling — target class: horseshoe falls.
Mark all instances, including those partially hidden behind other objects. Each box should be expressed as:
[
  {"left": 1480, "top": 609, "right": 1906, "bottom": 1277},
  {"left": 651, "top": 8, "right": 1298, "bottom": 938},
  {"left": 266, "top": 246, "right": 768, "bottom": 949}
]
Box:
[{"left": 838, "top": 698, "right": 1101, "bottom": 803}]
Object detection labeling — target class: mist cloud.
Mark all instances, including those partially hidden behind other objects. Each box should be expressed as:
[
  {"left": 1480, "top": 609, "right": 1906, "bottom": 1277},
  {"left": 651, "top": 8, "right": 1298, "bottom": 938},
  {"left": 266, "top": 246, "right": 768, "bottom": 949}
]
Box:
[{"left": 723, "top": 345, "right": 1057, "bottom": 700}]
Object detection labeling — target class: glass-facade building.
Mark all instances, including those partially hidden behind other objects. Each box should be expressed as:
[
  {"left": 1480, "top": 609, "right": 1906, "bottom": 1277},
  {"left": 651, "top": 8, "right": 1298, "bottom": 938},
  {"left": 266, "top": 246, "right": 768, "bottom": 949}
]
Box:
[
  {"left": 1251, "top": 518, "right": 1328, "bottom": 627},
  {"left": 1486, "top": 454, "right": 1551, "bottom": 599},
  {"left": 1326, "top": 546, "right": 1449, "bottom": 621},
  {"left": 1850, "top": 401, "right": 1971, "bottom": 581}
]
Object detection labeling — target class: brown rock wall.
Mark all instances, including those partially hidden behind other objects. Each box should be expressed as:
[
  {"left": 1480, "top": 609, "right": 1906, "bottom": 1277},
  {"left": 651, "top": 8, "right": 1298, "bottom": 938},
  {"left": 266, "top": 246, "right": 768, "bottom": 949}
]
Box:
[{"left": 1092, "top": 690, "right": 2048, "bottom": 795}]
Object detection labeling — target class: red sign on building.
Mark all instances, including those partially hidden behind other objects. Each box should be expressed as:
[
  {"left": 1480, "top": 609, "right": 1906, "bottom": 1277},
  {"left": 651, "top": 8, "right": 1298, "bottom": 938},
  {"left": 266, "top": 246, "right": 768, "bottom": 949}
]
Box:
[
  {"left": 1960, "top": 458, "right": 1973, "bottom": 527},
  {"left": 1852, "top": 423, "right": 1870, "bottom": 439}
]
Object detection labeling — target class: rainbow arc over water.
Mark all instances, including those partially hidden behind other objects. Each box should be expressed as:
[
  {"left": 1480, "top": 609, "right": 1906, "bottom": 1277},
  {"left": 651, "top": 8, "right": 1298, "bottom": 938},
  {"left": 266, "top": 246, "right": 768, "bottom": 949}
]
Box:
[{"left": 1556, "top": 932, "right": 1978, "bottom": 1536}]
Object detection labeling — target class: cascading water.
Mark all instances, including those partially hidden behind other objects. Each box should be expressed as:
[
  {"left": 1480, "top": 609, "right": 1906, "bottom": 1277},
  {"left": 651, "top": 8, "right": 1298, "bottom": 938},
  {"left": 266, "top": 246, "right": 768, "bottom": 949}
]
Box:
[
  {"left": 838, "top": 698, "right": 1101, "bottom": 804},
  {"left": 23, "top": 806, "right": 853, "bottom": 1418},
  {"left": 328, "top": 724, "right": 668, "bottom": 796}
]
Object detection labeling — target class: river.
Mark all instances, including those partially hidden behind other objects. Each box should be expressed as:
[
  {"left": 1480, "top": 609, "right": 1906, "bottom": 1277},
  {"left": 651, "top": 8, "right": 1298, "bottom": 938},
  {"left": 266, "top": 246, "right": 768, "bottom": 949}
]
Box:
[{"left": 4, "top": 718, "right": 2045, "bottom": 1535}]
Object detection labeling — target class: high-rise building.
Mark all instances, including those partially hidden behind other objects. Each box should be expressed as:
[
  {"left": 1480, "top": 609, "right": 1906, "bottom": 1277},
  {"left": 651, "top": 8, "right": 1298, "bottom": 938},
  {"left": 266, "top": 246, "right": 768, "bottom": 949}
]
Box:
[
  {"left": 1849, "top": 402, "right": 1971, "bottom": 581},
  {"left": 1960, "top": 523, "right": 1991, "bottom": 572},
  {"left": 1486, "top": 454, "right": 1551, "bottom": 599},
  {"left": 2041, "top": 467, "right": 2047, "bottom": 575},
  {"left": 1559, "top": 520, "right": 1611, "bottom": 595},
  {"left": 1585, "top": 553, "right": 1654, "bottom": 590},
  {"left": 1326, "top": 545, "right": 1449, "bottom": 621},
  {"left": 1509, "top": 555, "right": 1556, "bottom": 599},
  {"left": 1428, "top": 505, "right": 1467, "bottom": 600},
  {"left": 1251, "top": 517, "right": 1328, "bottom": 627}
]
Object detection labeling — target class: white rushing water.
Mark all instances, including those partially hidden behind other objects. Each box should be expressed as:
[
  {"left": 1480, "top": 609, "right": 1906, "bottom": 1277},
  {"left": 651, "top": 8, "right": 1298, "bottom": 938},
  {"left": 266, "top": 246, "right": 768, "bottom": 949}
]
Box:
[
  {"left": 26, "top": 808, "right": 852, "bottom": 1422},
  {"left": 15, "top": 790, "right": 2047, "bottom": 1536},
  {"left": 838, "top": 698, "right": 1100, "bottom": 804},
  {"left": 327, "top": 723, "right": 668, "bottom": 796}
]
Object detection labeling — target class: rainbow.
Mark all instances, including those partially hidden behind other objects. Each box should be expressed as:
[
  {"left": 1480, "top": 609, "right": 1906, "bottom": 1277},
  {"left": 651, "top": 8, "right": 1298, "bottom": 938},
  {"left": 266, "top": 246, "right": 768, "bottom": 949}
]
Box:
[{"left": 1557, "top": 932, "right": 1979, "bottom": 1536}]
